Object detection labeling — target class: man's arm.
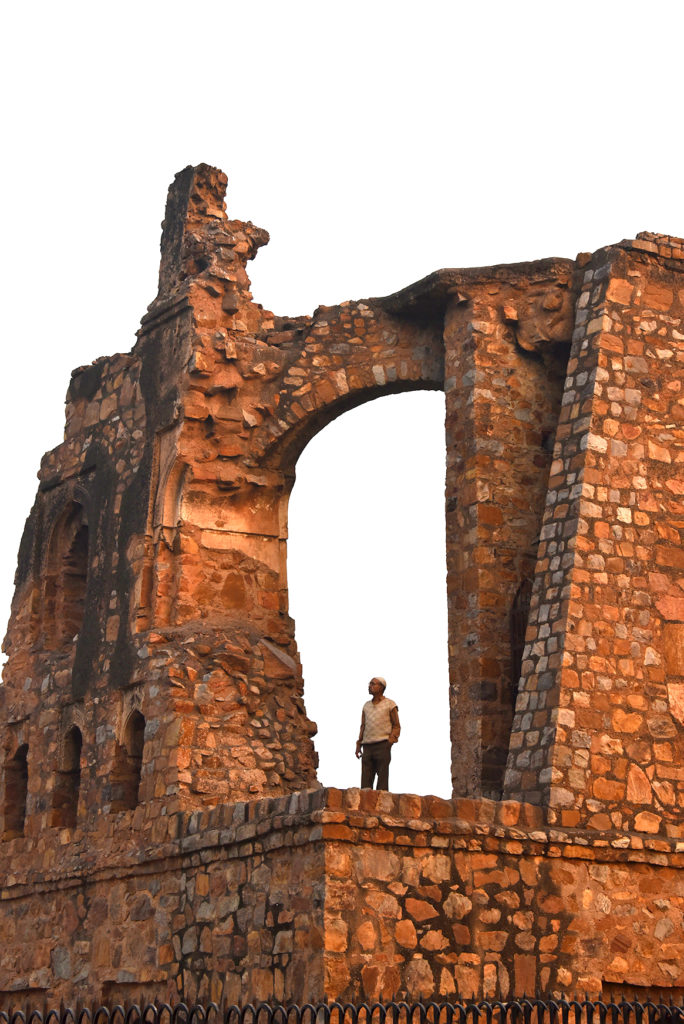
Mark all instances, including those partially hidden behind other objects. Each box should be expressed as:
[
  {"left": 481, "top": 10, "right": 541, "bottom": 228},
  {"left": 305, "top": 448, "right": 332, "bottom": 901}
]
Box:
[
  {"left": 355, "top": 711, "right": 365, "bottom": 758},
  {"left": 389, "top": 706, "right": 400, "bottom": 744}
]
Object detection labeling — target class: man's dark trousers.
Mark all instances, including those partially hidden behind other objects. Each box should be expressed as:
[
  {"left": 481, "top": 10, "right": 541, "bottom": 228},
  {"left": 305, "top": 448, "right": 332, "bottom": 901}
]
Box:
[{"left": 361, "top": 740, "right": 392, "bottom": 790}]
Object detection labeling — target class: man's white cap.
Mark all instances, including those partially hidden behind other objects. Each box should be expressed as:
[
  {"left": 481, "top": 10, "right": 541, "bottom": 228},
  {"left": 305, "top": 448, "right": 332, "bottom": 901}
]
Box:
[{"left": 373, "top": 676, "right": 387, "bottom": 689}]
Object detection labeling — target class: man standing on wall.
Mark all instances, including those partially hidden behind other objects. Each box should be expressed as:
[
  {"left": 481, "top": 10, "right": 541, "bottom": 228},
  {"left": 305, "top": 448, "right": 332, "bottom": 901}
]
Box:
[{"left": 355, "top": 677, "right": 401, "bottom": 790}]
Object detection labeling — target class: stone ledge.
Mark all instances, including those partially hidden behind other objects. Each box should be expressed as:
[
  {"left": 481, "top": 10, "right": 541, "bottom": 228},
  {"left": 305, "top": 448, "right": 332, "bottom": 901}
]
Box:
[{"left": 2, "top": 788, "right": 682, "bottom": 896}]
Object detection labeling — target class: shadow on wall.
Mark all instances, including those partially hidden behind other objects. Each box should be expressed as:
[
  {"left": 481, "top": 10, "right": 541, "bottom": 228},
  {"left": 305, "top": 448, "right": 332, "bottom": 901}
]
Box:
[{"left": 287, "top": 391, "right": 451, "bottom": 798}]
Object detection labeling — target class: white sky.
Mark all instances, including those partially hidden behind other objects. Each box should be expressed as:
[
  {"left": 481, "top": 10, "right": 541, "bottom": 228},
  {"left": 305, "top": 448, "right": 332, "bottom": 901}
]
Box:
[{"left": 1, "top": 1, "right": 682, "bottom": 798}]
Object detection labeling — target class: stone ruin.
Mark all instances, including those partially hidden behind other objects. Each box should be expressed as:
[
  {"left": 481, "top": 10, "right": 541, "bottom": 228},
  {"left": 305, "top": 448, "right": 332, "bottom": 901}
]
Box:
[{"left": 0, "top": 165, "right": 682, "bottom": 1005}]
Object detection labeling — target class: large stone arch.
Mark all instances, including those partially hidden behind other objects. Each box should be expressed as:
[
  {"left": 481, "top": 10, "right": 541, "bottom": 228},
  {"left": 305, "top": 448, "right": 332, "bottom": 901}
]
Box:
[
  {"left": 261, "top": 376, "right": 442, "bottom": 473},
  {"left": 2, "top": 163, "right": 586, "bottom": 814},
  {"left": 158, "top": 270, "right": 446, "bottom": 638},
  {"left": 250, "top": 304, "right": 445, "bottom": 622},
  {"left": 285, "top": 386, "right": 450, "bottom": 794},
  {"left": 127, "top": 165, "right": 579, "bottom": 803}
]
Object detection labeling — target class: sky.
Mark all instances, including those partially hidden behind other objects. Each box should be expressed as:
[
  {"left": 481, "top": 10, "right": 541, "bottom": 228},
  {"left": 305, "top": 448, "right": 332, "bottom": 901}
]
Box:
[{"left": 1, "top": 1, "right": 682, "bottom": 798}]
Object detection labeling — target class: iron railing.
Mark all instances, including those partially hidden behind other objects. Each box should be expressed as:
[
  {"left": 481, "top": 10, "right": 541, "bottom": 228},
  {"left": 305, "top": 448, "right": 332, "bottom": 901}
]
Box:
[{"left": 0, "top": 1000, "right": 682, "bottom": 1024}]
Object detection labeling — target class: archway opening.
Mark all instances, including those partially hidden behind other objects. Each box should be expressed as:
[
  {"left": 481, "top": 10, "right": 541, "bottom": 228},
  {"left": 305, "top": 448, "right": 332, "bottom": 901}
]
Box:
[
  {"left": 3, "top": 743, "right": 28, "bottom": 838},
  {"left": 51, "top": 725, "right": 82, "bottom": 828},
  {"left": 288, "top": 391, "right": 450, "bottom": 797}
]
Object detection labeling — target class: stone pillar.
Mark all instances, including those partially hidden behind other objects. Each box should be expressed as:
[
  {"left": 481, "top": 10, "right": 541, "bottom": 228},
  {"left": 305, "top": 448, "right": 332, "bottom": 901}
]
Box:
[{"left": 444, "top": 268, "right": 574, "bottom": 799}]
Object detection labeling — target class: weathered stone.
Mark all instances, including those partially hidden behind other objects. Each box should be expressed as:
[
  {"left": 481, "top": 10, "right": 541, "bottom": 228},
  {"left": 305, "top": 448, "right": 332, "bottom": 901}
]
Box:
[
  {"left": 626, "top": 764, "right": 652, "bottom": 804},
  {"left": 405, "top": 957, "right": 435, "bottom": 998},
  {"left": 355, "top": 919, "right": 377, "bottom": 951},
  {"left": 663, "top": 625, "right": 684, "bottom": 676},
  {"left": 395, "top": 918, "right": 418, "bottom": 949},
  {"left": 0, "top": 172, "right": 682, "bottom": 1007},
  {"left": 668, "top": 684, "right": 684, "bottom": 727},
  {"left": 405, "top": 898, "right": 439, "bottom": 922},
  {"left": 444, "top": 892, "right": 473, "bottom": 920}
]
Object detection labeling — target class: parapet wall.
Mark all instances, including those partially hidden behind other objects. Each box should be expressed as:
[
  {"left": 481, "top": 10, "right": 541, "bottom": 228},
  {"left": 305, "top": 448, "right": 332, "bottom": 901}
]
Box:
[{"left": 0, "top": 789, "right": 682, "bottom": 1005}]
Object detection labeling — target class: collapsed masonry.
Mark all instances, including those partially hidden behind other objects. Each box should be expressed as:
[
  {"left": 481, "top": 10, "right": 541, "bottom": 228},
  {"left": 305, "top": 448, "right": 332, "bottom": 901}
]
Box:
[{"left": 0, "top": 165, "right": 682, "bottom": 1005}]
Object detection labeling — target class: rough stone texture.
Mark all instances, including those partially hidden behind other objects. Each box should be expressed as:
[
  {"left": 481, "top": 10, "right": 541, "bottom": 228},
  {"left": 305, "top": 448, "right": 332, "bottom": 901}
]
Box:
[
  {"left": 0, "top": 790, "right": 681, "bottom": 1005},
  {"left": 0, "top": 167, "right": 682, "bottom": 1004},
  {"left": 504, "top": 239, "right": 684, "bottom": 835}
]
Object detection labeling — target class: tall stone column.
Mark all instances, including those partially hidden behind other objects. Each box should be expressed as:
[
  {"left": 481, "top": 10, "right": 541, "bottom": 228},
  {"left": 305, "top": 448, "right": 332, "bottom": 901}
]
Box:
[{"left": 444, "top": 266, "right": 575, "bottom": 798}]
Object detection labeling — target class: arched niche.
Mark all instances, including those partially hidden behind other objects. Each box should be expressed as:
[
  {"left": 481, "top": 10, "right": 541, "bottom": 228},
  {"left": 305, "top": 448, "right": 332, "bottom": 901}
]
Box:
[
  {"left": 110, "top": 711, "right": 146, "bottom": 812},
  {"left": 3, "top": 744, "right": 28, "bottom": 839},
  {"left": 51, "top": 725, "right": 82, "bottom": 828},
  {"left": 43, "top": 502, "right": 90, "bottom": 651}
]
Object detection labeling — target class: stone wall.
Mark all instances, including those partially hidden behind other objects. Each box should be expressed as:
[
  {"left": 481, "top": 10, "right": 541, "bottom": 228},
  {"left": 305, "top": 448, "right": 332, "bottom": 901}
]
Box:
[
  {"left": 504, "top": 237, "right": 684, "bottom": 833},
  {"left": 0, "top": 791, "right": 326, "bottom": 1006},
  {"left": 0, "top": 789, "right": 681, "bottom": 1006},
  {"left": 323, "top": 788, "right": 683, "bottom": 1000},
  {"left": 0, "top": 166, "right": 682, "bottom": 1004}
]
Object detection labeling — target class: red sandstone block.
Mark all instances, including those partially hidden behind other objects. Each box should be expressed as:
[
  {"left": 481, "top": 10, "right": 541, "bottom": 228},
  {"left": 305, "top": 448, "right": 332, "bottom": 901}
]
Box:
[
  {"left": 325, "top": 788, "right": 344, "bottom": 810},
  {"left": 427, "top": 796, "right": 454, "bottom": 819},
  {"left": 359, "top": 789, "right": 380, "bottom": 812},
  {"left": 643, "top": 283, "right": 674, "bottom": 310},
  {"left": 520, "top": 803, "right": 544, "bottom": 828},
  {"left": 453, "top": 798, "right": 478, "bottom": 822},
  {"left": 497, "top": 801, "right": 521, "bottom": 826},
  {"left": 322, "top": 824, "right": 356, "bottom": 841}
]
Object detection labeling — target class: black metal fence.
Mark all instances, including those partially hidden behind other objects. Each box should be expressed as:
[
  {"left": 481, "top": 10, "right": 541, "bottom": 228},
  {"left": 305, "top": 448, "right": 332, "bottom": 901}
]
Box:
[{"left": 1, "top": 1001, "right": 683, "bottom": 1024}]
